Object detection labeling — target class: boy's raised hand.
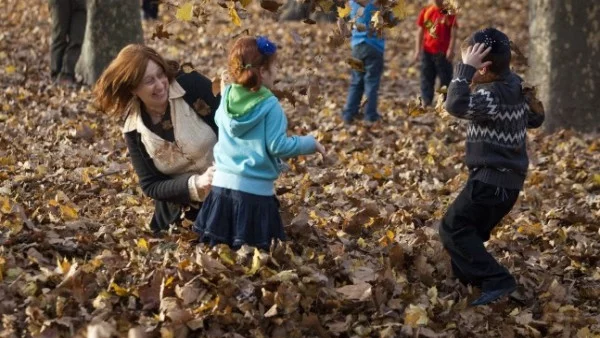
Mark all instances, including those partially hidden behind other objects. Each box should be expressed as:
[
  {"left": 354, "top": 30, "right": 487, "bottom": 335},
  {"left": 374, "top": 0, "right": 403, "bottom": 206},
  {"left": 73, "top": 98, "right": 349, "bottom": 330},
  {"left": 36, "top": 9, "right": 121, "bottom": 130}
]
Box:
[{"left": 462, "top": 43, "right": 492, "bottom": 69}]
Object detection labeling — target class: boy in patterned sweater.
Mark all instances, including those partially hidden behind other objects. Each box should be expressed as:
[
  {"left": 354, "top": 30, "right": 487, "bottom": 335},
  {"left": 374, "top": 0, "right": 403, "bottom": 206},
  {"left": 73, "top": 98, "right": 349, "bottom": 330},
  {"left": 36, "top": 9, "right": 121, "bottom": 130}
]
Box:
[{"left": 439, "top": 28, "right": 545, "bottom": 306}]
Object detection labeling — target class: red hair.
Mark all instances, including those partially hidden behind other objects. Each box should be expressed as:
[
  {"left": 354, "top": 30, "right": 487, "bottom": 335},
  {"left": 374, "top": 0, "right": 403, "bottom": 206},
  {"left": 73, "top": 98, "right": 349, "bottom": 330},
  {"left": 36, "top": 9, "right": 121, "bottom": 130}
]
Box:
[
  {"left": 93, "top": 44, "right": 179, "bottom": 116},
  {"left": 228, "top": 37, "right": 277, "bottom": 91}
]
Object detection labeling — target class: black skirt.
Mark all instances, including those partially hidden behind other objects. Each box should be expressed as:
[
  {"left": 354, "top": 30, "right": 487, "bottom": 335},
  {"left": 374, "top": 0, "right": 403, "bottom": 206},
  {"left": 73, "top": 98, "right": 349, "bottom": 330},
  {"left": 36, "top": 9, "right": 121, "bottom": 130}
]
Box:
[{"left": 192, "top": 187, "right": 286, "bottom": 250}]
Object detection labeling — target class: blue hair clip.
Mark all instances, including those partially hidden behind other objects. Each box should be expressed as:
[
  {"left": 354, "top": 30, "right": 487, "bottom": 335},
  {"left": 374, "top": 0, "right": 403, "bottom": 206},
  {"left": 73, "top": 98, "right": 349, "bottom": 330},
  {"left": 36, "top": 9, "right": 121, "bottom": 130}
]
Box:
[{"left": 256, "top": 36, "right": 277, "bottom": 56}]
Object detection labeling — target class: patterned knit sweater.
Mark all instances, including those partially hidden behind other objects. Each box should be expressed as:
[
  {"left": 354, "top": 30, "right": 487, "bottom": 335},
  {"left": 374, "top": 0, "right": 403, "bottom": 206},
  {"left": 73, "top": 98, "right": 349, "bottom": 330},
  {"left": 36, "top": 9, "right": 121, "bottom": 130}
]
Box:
[{"left": 445, "top": 63, "right": 545, "bottom": 190}]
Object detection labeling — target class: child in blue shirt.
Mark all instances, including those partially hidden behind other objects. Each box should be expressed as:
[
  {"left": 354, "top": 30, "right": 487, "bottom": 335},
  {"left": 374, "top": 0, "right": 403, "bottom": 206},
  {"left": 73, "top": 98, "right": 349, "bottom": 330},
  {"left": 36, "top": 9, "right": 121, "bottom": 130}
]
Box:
[
  {"left": 341, "top": 0, "right": 397, "bottom": 126},
  {"left": 193, "top": 36, "right": 326, "bottom": 250}
]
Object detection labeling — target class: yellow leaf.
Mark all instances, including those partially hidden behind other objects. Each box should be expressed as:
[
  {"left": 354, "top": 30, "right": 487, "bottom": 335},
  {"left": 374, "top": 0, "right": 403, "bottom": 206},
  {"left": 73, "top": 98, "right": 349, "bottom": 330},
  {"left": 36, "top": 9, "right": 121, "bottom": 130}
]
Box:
[
  {"left": 240, "top": 0, "right": 252, "bottom": 7},
  {"left": 371, "top": 10, "right": 383, "bottom": 28},
  {"left": 164, "top": 276, "right": 175, "bottom": 287},
  {"left": 219, "top": 249, "right": 236, "bottom": 265},
  {"left": 386, "top": 230, "right": 394, "bottom": 241},
  {"left": 392, "top": 0, "right": 407, "bottom": 19},
  {"left": 404, "top": 304, "right": 429, "bottom": 327},
  {"left": 357, "top": 237, "right": 367, "bottom": 248},
  {"left": 57, "top": 257, "right": 71, "bottom": 275},
  {"left": 247, "top": 248, "right": 262, "bottom": 275},
  {"left": 337, "top": 3, "right": 351, "bottom": 18},
  {"left": 318, "top": 254, "right": 325, "bottom": 265},
  {"left": 427, "top": 286, "right": 438, "bottom": 305},
  {"left": 175, "top": 2, "right": 194, "bottom": 21},
  {"left": 593, "top": 173, "right": 600, "bottom": 185},
  {"left": 0, "top": 156, "right": 15, "bottom": 165},
  {"left": 125, "top": 196, "right": 140, "bottom": 207},
  {"left": 81, "top": 168, "right": 93, "bottom": 185},
  {"left": 229, "top": 6, "right": 242, "bottom": 26},
  {"left": 111, "top": 282, "right": 129, "bottom": 296},
  {"left": 5, "top": 65, "right": 15, "bottom": 74},
  {"left": 0, "top": 196, "right": 11, "bottom": 214},
  {"left": 517, "top": 222, "right": 542, "bottom": 236},
  {"left": 59, "top": 204, "right": 79, "bottom": 220},
  {"left": 319, "top": 0, "right": 334, "bottom": 12},
  {"left": 178, "top": 259, "right": 191, "bottom": 270},
  {"left": 137, "top": 238, "right": 149, "bottom": 252},
  {"left": 193, "top": 296, "right": 219, "bottom": 314},
  {"left": 36, "top": 165, "right": 48, "bottom": 176}
]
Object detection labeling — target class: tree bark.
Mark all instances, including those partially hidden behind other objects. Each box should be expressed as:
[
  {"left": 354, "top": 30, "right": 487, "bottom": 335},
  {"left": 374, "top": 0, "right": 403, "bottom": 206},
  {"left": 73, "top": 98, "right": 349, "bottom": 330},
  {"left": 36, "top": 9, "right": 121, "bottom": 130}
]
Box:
[
  {"left": 528, "top": 0, "right": 600, "bottom": 133},
  {"left": 279, "top": 0, "right": 337, "bottom": 22},
  {"left": 76, "top": 0, "right": 144, "bottom": 85}
]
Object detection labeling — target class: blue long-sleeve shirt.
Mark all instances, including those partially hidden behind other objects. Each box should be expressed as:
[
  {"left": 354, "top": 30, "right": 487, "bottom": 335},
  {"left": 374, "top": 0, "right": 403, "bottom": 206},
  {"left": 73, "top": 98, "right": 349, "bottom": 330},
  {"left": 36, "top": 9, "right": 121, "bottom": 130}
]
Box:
[{"left": 350, "top": 0, "right": 386, "bottom": 53}]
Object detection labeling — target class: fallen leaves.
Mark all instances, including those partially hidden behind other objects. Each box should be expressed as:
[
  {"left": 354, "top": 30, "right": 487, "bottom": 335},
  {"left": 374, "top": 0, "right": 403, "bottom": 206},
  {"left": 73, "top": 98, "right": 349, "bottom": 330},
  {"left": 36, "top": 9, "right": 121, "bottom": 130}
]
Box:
[
  {"left": 175, "top": 2, "right": 194, "bottom": 22},
  {"left": 0, "top": 0, "right": 599, "bottom": 337}
]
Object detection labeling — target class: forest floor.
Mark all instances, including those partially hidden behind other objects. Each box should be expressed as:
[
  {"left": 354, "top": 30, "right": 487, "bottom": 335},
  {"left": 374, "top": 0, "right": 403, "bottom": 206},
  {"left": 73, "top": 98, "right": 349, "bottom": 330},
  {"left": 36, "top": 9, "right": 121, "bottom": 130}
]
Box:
[{"left": 0, "top": 0, "right": 599, "bottom": 337}]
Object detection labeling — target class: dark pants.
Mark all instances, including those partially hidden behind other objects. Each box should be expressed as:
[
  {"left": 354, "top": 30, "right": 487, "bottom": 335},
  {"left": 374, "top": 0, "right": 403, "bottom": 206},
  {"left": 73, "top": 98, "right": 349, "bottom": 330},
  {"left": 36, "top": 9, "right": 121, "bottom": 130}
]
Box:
[
  {"left": 342, "top": 43, "right": 384, "bottom": 122},
  {"left": 420, "top": 51, "right": 453, "bottom": 106},
  {"left": 439, "top": 179, "right": 519, "bottom": 292},
  {"left": 142, "top": 0, "right": 159, "bottom": 20},
  {"left": 49, "top": 0, "right": 86, "bottom": 80}
]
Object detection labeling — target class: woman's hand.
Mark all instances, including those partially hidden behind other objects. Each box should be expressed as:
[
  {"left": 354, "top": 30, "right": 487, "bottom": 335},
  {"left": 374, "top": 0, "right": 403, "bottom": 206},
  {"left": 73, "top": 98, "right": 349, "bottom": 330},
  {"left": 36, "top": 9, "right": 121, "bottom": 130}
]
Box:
[
  {"left": 461, "top": 43, "right": 492, "bottom": 69},
  {"left": 189, "top": 166, "right": 215, "bottom": 202}
]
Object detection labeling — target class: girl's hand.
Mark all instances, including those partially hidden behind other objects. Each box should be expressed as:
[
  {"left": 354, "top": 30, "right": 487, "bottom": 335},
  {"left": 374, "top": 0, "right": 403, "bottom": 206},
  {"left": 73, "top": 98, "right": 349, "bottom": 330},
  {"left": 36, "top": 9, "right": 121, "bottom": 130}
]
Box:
[
  {"left": 461, "top": 43, "right": 492, "bottom": 69},
  {"left": 315, "top": 141, "right": 326, "bottom": 156}
]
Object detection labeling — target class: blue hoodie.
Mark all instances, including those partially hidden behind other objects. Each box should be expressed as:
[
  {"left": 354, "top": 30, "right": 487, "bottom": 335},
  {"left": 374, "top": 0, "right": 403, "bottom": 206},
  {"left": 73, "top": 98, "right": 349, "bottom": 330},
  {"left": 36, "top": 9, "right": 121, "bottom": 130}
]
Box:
[{"left": 211, "top": 85, "right": 317, "bottom": 196}]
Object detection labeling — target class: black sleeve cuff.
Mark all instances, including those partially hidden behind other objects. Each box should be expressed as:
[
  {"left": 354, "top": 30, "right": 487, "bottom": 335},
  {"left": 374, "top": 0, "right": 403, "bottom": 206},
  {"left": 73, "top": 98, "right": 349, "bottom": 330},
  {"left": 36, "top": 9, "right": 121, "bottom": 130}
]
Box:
[{"left": 455, "top": 63, "right": 477, "bottom": 82}]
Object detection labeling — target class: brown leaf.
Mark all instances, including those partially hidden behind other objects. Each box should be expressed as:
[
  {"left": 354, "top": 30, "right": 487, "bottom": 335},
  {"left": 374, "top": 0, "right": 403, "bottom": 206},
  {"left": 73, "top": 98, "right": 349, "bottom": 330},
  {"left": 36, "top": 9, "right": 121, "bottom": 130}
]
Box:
[
  {"left": 260, "top": 0, "right": 283, "bottom": 12},
  {"left": 335, "top": 282, "right": 372, "bottom": 301},
  {"left": 193, "top": 99, "right": 211, "bottom": 116},
  {"left": 271, "top": 88, "right": 297, "bottom": 107},
  {"left": 197, "top": 253, "right": 228, "bottom": 275},
  {"left": 152, "top": 23, "right": 173, "bottom": 40},
  {"left": 181, "top": 62, "right": 195, "bottom": 74},
  {"left": 346, "top": 57, "right": 365, "bottom": 72},
  {"left": 307, "top": 81, "right": 319, "bottom": 108}
]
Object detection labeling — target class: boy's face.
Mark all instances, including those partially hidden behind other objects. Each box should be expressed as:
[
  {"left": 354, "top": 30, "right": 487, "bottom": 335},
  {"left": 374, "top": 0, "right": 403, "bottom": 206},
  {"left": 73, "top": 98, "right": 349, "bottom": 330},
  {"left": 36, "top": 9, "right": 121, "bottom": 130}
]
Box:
[{"left": 433, "top": 0, "right": 444, "bottom": 7}]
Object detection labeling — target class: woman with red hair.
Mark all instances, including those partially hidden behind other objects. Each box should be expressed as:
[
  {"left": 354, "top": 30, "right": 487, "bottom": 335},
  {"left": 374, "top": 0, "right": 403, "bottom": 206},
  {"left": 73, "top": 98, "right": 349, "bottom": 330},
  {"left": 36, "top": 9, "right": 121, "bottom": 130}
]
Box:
[{"left": 94, "top": 44, "right": 219, "bottom": 235}]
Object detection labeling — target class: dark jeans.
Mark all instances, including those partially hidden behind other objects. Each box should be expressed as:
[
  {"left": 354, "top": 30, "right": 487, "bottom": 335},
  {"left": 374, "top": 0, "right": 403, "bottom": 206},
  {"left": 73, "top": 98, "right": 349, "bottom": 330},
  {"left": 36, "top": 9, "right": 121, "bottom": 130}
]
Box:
[
  {"left": 342, "top": 43, "right": 384, "bottom": 122},
  {"left": 49, "top": 0, "right": 86, "bottom": 80},
  {"left": 420, "top": 51, "right": 453, "bottom": 106},
  {"left": 142, "top": 0, "right": 159, "bottom": 20},
  {"left": 439, "top": 179, "right": 519, "bottom": 292}
]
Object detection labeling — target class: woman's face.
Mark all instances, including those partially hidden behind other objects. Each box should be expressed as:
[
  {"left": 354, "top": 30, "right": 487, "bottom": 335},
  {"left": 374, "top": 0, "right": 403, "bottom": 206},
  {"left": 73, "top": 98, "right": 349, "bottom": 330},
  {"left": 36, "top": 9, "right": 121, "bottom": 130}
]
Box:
[{"left": 132, "top": 60, "right": 169, "bottom": 107}]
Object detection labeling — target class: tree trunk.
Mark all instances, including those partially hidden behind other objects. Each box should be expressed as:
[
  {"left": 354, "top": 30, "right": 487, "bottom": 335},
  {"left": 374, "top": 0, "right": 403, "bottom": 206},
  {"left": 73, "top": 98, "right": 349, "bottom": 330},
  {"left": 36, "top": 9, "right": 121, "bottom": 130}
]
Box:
[
  {"left": 76, "top": 0, "right": 144, "bottom": 85},
  {"left": 279, "top": 0, "right": 337, "bottom": 22},
  {"left": 279, "top": 0, "right": 311, "bottom": 21},
  {"left": 528, "top": 0, "right": 600, "bottom": 133}
]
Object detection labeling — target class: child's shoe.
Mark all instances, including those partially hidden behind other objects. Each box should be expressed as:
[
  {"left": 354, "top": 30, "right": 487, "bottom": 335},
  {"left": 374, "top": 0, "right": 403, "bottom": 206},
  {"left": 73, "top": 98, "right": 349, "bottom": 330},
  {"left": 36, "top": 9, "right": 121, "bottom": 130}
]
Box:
[{"left": 470, "top": 285, "right": 516, "bottom": 306}]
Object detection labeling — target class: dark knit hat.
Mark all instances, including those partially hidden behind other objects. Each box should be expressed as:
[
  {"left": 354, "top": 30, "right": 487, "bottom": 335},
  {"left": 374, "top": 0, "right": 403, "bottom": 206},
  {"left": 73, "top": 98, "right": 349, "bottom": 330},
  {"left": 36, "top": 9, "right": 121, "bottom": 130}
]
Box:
[
  {"left": 470, "top": 27, "right": 511, "bottom": 55},
  {"left": 468, "top": 27, "right": 511, "bottom": 73}
]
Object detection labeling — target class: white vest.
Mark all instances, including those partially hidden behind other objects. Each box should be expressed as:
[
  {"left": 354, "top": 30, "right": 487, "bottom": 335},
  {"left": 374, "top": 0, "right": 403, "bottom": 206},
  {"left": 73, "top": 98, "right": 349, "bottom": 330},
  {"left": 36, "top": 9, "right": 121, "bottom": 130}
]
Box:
[{"left": 122, "top": 81, "right": 216, "bottom": 176}]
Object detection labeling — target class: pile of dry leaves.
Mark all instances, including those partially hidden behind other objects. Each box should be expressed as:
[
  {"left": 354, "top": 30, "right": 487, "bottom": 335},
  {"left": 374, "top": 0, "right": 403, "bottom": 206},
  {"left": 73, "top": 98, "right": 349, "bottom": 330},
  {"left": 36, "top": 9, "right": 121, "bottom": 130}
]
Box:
[{"left": 0, "top": 0, "right": 598, "bottom": 337}]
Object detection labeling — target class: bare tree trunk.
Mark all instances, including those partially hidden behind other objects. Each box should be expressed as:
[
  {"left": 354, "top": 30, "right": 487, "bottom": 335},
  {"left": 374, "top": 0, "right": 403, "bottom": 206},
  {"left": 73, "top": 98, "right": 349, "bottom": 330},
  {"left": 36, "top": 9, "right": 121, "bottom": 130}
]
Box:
[
  {"left": 76, "top": 0, "right": 144, "bottom": 85},
  {"left": 528, "top": 0, "right": 600, "bottom": 133}
]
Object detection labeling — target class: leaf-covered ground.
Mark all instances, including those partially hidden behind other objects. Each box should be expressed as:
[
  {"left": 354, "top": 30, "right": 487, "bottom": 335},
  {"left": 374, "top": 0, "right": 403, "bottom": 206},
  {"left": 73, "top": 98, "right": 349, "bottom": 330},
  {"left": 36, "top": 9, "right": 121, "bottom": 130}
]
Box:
[{"left": 1, "top": 1, "right": 599, "bottom": 337}]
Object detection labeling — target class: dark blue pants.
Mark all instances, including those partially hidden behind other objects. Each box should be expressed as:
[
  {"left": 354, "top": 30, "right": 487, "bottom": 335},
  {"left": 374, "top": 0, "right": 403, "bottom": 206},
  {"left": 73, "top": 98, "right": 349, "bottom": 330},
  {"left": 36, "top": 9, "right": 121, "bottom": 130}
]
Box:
[
  {"left": 439, "top": 179, "right": 519, "bottom": 292},
  {"left": 142, "top": 0, "right": 159, "bottom": 19},
  {"left": 420, "top": 51, "right": 453, "bottom": 106},
  {"left": 342, "top": 43, "right": 384, "bottom": 122}
]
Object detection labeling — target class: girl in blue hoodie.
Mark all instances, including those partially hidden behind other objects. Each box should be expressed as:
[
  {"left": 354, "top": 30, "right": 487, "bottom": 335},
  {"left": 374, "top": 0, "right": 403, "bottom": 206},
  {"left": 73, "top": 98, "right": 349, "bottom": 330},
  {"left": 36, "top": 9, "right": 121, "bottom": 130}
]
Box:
[{"left": 193, "top": 36, "right": 326, "bottom": 250}]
